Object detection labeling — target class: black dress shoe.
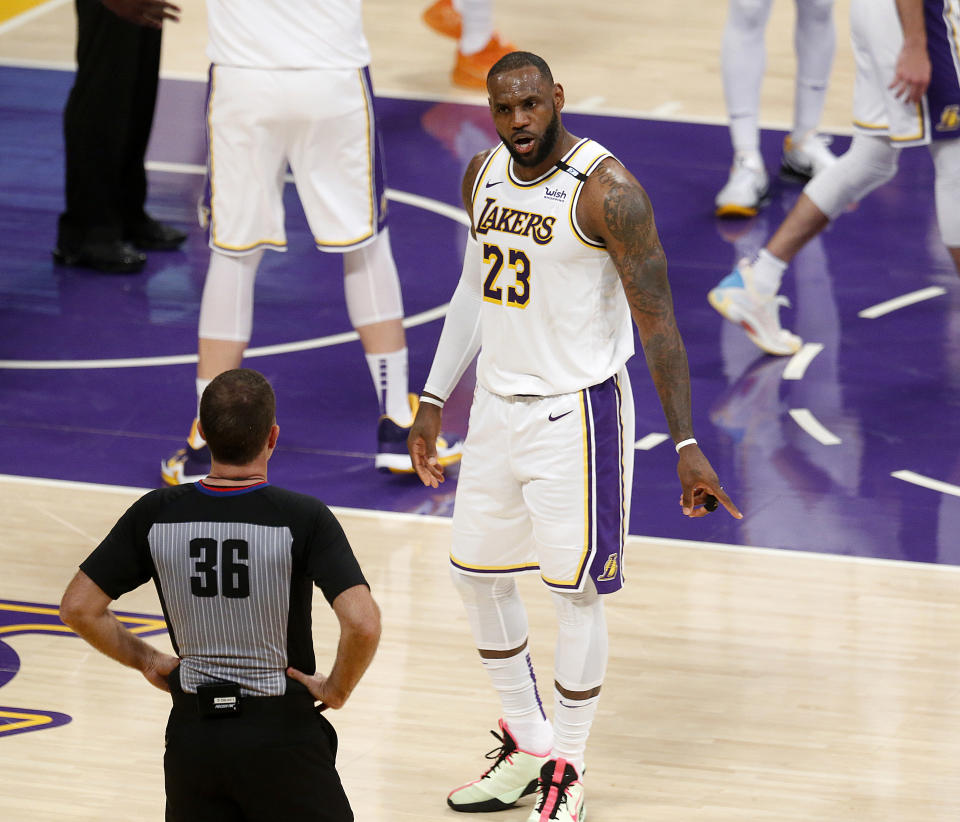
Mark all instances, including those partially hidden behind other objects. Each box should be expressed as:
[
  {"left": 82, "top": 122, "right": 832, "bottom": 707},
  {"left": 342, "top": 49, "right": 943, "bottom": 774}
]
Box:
[
  {"left": 52, "top": 240, "right": 146, "bottom": 274},
  {"left": 127, "top": 217, "right": 187, "bottom": 251}
]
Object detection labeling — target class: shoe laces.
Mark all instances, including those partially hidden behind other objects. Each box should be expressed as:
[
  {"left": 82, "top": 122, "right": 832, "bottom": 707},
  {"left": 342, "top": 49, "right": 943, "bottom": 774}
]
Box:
[
  {"left": 481, "top": 728, "right": 518, "bottom": 778},
  {"left": 532, "top": 762, "right": 579, "bottom": 819}
]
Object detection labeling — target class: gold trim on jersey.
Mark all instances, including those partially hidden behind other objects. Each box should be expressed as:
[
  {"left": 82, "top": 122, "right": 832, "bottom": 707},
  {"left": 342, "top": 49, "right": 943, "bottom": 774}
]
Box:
[
  {"left": 505, "top": 138, "right": 593, "bottom": 188},
  {"left": 471, "top": 144, "right": 507, "bottom": 210},
  {"left": 569, "top": 152, "right": 612, "bottom": 250}
]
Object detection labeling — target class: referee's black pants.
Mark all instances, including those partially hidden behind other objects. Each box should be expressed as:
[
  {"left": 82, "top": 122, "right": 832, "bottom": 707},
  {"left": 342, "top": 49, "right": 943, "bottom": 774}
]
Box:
[
  {"left": 58, "top": 0, "right": 161, "bottom": 250},
  {"left": 164, "top": 672, "right": 354, "bottom": 822}
]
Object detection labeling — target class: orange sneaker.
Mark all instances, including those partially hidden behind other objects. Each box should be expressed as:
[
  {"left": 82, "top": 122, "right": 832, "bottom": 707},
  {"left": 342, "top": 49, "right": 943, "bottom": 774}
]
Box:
[
  {"left": 423, "top": 0, "right": 461, "bottom": 39},
  {"left": 453, "top": 34, "right": 517, "bottom": 90}
]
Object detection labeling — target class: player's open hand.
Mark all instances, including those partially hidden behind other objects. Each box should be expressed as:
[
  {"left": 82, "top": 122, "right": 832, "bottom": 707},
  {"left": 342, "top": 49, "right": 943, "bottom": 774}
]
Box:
[
  {"left": 890, "top": 43, "right": 931, "bottom": 104},
  {"left": 677, "top": 445, "right": 742, "bottom": 519},
  {"left": 102, "top": 0, "right": 181, "bottom": 29},
  {"left": 407, "top": 402, "right": 446, "bottom": 488}
]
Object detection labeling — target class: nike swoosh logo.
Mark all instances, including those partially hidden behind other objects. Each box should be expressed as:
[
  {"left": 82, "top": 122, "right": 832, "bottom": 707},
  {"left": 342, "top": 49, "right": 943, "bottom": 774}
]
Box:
[
  {"left": 485, "top": 180, "right": 503, "bottom": 188},
  {"left": 548, "top": 410, "right": 573, "bottom": 422}
]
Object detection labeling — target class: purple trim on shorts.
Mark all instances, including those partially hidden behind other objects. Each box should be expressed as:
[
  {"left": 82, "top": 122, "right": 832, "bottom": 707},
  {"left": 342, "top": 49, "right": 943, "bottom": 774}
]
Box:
[
  {"left": 525, "top": 652, "right": 547, "bottom": 721},
  {"left": 925, "top": 0, "right": 960, "bottom": 140},
  {"left": 362, "top": 66, "right": 389, "bottom": 232},
  {"left": 586, "top": 375, "right": 626, "bottom": 594},
  {"left": 448, "top": 557, "right": 541, "bottom": 575}
]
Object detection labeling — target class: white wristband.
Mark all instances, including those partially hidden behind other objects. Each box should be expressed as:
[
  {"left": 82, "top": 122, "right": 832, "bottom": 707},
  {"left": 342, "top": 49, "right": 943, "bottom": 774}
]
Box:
[
  {"left": 675, "top": 438, "right": 697, "bottom": 453},
  {"left": 419, "top": 394, "right": 445, "bottom": 409}
]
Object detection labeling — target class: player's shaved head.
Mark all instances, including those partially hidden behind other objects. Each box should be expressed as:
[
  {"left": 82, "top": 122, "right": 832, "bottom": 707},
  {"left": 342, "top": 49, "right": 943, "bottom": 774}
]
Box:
[
  {"left": 200, "top": 368, "right": 276, "bottom": 465},
  {"left": 487, "top": 51, "right": 554, "bottom": 87}
]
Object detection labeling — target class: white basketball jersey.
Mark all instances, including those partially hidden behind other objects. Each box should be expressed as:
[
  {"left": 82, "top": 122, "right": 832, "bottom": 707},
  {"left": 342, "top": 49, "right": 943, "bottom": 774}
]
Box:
[
  {"left": 470, "top": 139, "right": 634, "bottom": 397},
  {"left": 206, "top": 0, "right": 370, "bottom": 70}
]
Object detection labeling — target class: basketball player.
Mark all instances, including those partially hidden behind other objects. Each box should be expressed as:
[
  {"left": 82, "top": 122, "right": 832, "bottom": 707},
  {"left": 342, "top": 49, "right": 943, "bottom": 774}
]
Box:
[
  {"left": 62, "top": 369, "right": 379, "bottom": 821},
  {"left": 709, "top": 0, "right": 960, "bottom": 356},
  {"left": 715, "top": 0, "right": 839, "bottom": 217},
  {"left": 161, "top": 0, "right": 461, "bottom": 485},
  {"left": 422, "top": 0, "right": 516, "bottom": 89},
  {"left": 407, "top": 52, "right": 743, "bottom": 822}
]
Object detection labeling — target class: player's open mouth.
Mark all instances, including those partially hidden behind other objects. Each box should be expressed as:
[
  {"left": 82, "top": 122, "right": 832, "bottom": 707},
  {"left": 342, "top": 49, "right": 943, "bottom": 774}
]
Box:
[{"left": 513, "top": 134, "right": 535, "bottom": 154}]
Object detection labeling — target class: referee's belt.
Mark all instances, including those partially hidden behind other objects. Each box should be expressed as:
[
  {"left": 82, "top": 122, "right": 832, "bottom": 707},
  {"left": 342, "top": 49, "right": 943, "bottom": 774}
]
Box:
[{"left": 168, "top": 666, "right": 315, "bottom": 718}]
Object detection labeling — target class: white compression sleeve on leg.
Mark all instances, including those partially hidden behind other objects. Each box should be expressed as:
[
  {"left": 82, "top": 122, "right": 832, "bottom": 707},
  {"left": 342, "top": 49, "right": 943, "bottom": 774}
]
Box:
[
  {"left": 550, "top": 581, "right": 608, "bottom": 693},
  {"left": 722, "top": 0, "right": 775, "bottom": 154},
  {"left": 423, "top": 237, "right": 483, "bottom": 400},
  {"left": 803, "top": 133, "right": 899, "bottom": 220},
  {"left": 450, "top": 567, "right": 530, "bottom": 650},
  {"left": 792, "top": 0, "right": 835, "bottom": 138},
  {"left": 931, "top": 138, "right": 960, "bottom": 246},
  {"left": 342, "top": 228, "right": 404, "bottom": 328},
  {"left": 198, "top": 249, "right": 263, "bottom": 342}
]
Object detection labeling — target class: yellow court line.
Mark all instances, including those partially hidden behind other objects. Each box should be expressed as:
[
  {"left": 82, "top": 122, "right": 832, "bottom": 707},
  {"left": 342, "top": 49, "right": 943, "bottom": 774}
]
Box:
[
  {"left": 0, "top": 0, "right": 48, "bottom": 25},
  {"left": 0, "top": 710, "right": 54, "bottom": 734}
]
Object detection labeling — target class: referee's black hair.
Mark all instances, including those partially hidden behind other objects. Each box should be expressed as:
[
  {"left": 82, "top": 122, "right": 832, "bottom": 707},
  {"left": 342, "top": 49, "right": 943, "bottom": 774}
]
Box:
[
  {"left": 200, "top": 369, "right": 276, "bottom": 466},
  {"left": 487, "top": 51, "right": 554, "bottom": 87}
]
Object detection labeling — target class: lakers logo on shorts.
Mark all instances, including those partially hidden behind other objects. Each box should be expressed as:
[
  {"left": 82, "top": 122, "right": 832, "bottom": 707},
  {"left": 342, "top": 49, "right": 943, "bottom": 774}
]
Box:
[
  {"left": 597, "top": 552, "right": 619, "bottom": 582},
  {"left": 935, "top": 105, "right": 960, "bottom": 133}
]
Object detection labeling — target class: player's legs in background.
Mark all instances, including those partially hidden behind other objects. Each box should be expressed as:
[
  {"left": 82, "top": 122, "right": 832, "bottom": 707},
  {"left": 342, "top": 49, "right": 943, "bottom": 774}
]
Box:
[
  {"left": 422, "top": 0, "right": 515, "bottom": 89},
  {"left": 161, "top": 249, "right": 263, "bottom": 485},
  {"left": 345, "top": 229, "right": 462, "bottom": 473},
  {"left": 709, "top": 133, "right": 900, "bottom": 355},
  {"left": 930, "top": 138, "right": 960, "bottom": 276},
  {"left": 446, "top": 570, "right": 552, "bottom": 813},
  {"left": 716, "top": 0, "right": 774, "bottom": 217},
  {"left": 782, "top": 0, "right": 838, "bottom": 180}
]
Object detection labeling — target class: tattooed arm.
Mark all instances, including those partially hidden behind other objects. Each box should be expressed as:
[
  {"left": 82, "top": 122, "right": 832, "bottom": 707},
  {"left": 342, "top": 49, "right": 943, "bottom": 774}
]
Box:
[{"left": 578, "top": 158, "right": 741, "bottom": 519}]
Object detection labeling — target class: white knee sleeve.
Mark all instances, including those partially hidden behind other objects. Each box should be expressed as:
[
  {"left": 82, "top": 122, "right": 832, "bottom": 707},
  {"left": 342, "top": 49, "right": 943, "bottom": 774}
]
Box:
[
  {"left": 931, "top": 139, "right": 960, "bottom": 246},
  {"left": 803, "top": 134, "right": 899, "bottom": 220},
  {"left": 723, "top": 0, "right": 775, "bottom": 152},
  {"left": 449, "top": 568, "right": 530, "bottom": 652},
  {"left": 793, "top": 0, "right": 835, "bottom": 135},
  {"left": 198, "top": 249, "right": 263, "bottom": 342},
  {"left": 342, "top": 228, "right": 404, "bottom": 329},
  {"left": 550, "top": 581, "right": 608, "bottom": 693}
]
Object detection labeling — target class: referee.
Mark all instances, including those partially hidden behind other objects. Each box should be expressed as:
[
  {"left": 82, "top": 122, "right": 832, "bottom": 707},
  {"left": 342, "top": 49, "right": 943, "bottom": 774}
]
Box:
[{"left": 60, "top": 369, "right": 380, "bottom": 821}]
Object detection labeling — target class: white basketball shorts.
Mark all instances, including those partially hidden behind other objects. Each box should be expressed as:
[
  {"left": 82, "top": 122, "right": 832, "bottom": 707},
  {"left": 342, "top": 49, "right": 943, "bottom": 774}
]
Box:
[
  {"left": 450, "top": 368, "right": 635, "bottom": 595},
  {"left": 201, "top": 65, "right": 387, "bottom": 255},
  {"left": 850, "top": 0, "right": 960, "bottom": 147}
]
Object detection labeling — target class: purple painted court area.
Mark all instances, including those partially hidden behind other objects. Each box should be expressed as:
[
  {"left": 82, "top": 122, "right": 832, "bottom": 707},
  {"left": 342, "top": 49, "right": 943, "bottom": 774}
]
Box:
[{"left": 1, "top": 66, "right": 959, "bottom": 564}]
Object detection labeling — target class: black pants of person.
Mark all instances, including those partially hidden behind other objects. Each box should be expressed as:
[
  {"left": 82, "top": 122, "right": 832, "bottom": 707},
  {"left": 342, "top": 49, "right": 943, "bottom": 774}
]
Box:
[
  {"left": 164, "top": 677, "right": 354, "bottom": 822},
  {"left": 58, "top": 0, "right": 161, "bottom": 250}
]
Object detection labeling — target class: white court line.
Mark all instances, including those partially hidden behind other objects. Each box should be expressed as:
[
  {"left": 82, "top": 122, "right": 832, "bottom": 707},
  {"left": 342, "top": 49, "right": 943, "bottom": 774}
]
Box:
[
  {"left": 0, "top": 0, "right": 70, "bottom": 37},
  {"left": 783, "top": 342, "right": 823, "bottom": 380},
  {"left": 2, "top": 472, "right": 956, "bottom": 572},
  {"left": 891, "top": 470, "right": 960, "bottom": 498},
  {"left": 858, "top": 286, "right": 947, "bottom": 319},
  {"left": 0, "top": 304, "right": 449, "bottom": 370},
  {"left": 0, "top": 179, "right": 466, "bottom": 370},
  {"left": 634, "top": 433, "right": 670, "bottom": 450},
  {"left": 788, "top": 408, "right": 841, "bottom": 445}
]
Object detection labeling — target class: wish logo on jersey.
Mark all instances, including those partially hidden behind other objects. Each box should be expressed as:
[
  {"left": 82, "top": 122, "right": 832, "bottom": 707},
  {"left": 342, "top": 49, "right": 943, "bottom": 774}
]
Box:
[
  {"left": 474, "top": 197, "right": 555, "bottom": 245},
  {"left": 0, "top": 600, "right": 167, "bottom": 738}
]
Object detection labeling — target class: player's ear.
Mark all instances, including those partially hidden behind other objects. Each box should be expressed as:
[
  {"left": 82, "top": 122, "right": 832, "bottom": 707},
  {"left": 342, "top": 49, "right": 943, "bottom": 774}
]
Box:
[{"left": 554, "top": 82, "right": 564, "bottom": 112}]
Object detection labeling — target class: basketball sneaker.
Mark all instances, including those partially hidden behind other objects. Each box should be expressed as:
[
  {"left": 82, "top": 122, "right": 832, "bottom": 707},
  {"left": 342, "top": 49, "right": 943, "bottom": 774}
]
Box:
[
  {"left": 708, "top": 260, "right": 803, "bottom": 356},
  {"left": 447, "top": 719, "right": 548, "bottom": 812},
  {"left": 161, "top": 419, "right": 211, "bottom": 486},
  {"left": 714, "top": 154, "right": 770, "bottom": 218},
  {"left": 453, "top": 34, "right": 517, "bottom": 90},
  {"left": 780, "top": 132, "right": 837, "bottom": 182},
  {"left": 376, "top": 394, "right": 463, "bottom": 474},
  {"left": 526, "top": 759, "right": 585, "bottom": 822},
  {"left": 422, "top": 0, "right": 461, "bottom": 38}
]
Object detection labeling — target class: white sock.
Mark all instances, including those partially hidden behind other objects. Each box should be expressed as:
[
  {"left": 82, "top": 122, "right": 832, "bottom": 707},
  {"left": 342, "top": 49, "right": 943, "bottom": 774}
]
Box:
[
  {"left": 459, "top": 0, "right": 493, "bottom": 54},
  {"left": 750, "top": 248, "right": 788, "bottom": 295},
  {"left": 195, "top": 377, "right": 212, "bottom": 417},
  {"left": 365, "top": 348, "right": 411, "bottom": 423},
  {"left": 482, "top": 651, "right": 553, "bottom": 754},
  {"left": 733, "top": 148, "right": 764, "bottom": 171},
  {"left": 551, "top": 691, "right": 598, "bottom": 778}
]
